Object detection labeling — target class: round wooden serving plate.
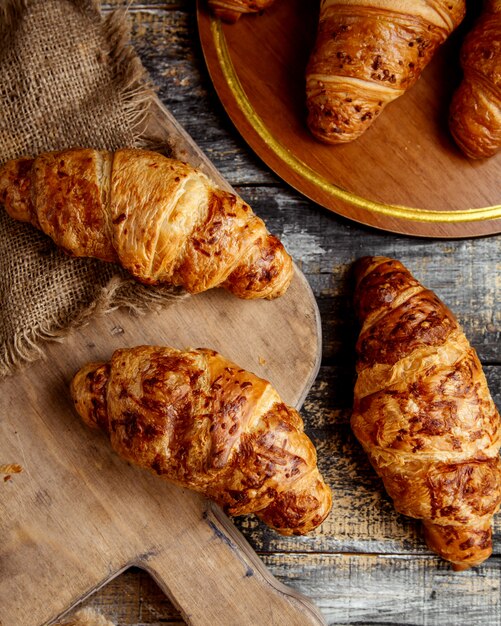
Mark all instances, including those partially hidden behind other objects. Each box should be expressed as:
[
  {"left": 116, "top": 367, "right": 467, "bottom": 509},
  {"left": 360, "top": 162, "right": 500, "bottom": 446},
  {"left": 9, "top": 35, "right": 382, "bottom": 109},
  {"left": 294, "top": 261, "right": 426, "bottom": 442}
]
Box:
[{"left": 197, "top": 1, "right": 501, "bottom": 238}]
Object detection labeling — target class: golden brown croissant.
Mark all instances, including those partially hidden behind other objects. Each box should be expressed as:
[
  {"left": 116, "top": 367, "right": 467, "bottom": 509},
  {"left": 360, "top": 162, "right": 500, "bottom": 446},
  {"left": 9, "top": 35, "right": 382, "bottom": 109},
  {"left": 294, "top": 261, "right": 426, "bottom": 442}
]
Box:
[
  {"left": 449, "top": 0, "right": 501, "bottom": 159},
  {"left": 71, "top": 345, "right": 332, "bottom": 535},
  {"left": 306, "top": 0, "right": 466, "bottom": 144},
  {"left": 208, "top": 0, "right": 275, "bottom": 23},
  {"left": 351, "top": 256, "right": 501, "bottom": 570},
  {"left": 0, "top": 148, "right": 292, "bottom": 299}
]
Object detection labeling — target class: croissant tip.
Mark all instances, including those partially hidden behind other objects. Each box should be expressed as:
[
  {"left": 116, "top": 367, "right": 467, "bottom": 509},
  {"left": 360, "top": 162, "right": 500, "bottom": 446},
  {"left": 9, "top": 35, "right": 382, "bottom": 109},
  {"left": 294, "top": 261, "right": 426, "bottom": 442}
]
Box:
[
  {"left": 451, "top": 562, "right": 473, "bottom": 572},
  {"left": 307, "top": 125, "right": 351, "bottom": 146},
  {"left": 352, "top": 256, "right": 394, "bottom": 282},
  {"left": 71, "top": 361, "right": 110, "bottom": 432}
]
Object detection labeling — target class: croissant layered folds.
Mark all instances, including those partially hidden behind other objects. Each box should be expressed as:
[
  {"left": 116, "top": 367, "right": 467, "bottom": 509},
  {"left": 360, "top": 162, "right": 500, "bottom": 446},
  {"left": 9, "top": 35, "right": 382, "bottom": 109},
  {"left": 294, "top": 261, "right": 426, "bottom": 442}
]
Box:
[
  {"left": 71, "top": 345, "right": 332, "bottom": 535},
  {"left": 208, "top": 0, "right": 276, "bottom": 23},
  {"left": 449, "top": 0, "right": 501, "bottom": 159},
  {"left": 306, "top": 0, "right": 466, "bottom": 144},
  {"left": 0, "top": 148, "right": 292, "bottom": 299},
  {"left": 351, "top": 256, "right": 501, "bottom": 569}
]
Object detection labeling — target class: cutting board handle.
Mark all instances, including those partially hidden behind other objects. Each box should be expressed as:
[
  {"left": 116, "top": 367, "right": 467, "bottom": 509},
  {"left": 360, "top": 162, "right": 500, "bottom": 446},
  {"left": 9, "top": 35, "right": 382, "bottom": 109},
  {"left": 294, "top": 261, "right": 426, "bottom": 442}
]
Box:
[{"left": 138, "top": 502, "right": 326, "bottom": 626}]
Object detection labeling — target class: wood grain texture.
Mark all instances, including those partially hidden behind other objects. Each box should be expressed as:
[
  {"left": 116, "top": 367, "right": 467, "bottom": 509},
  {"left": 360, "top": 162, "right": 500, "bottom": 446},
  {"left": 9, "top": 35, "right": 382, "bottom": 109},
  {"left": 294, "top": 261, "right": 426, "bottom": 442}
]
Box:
[
  {"left": 8, "top": 1, "right": 501, "bottom": 625},
  {"left": 262, "top": 553, "right": 501, "bottom": 626}
]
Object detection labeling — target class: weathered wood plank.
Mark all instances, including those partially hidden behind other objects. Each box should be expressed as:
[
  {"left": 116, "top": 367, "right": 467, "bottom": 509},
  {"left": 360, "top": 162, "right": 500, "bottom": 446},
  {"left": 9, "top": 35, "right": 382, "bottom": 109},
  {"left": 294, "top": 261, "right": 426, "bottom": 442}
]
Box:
[{"left": 261, "top": 552, "right": 501, "bottom": 626}]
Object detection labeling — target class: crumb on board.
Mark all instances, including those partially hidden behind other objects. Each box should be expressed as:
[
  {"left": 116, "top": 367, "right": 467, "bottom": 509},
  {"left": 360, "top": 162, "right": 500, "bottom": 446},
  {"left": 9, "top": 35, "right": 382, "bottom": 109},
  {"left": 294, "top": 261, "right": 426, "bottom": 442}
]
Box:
[
  {"left": 258, "top": 356, "right": 266, "bottom": 365},
  {"left": 0, "top": 463, "right": 23, "bottom": 476}
]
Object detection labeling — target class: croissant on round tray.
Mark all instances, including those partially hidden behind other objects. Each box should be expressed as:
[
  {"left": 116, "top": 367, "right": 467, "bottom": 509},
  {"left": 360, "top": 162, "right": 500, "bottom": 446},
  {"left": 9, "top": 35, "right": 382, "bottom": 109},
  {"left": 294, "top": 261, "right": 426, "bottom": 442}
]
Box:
[
  {"left": 71, "top": 345, "right": 333, "bottom": 535},
  {"left": 306, "top": 0, "right": 466, "bottom": 144},
  {"left": 351, "top": 256, "right": 501, "bottom": 570},
  {"left": 208, "top": 0, "right": 276, "bottom": 23},
  {"left": 449, "top": 0, "right": 501, "bottom": 159},
  {"left": 0, "top": 148, "right": 293, "bottom": 299}
]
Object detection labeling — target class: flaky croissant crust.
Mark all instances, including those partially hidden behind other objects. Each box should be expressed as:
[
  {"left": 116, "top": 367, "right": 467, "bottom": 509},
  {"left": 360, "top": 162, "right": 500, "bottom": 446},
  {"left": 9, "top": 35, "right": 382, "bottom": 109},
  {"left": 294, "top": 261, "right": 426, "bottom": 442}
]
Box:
[
  {"left": 0, "top": 148, "right": 293, "bottom": 299},
  {"left": 351, "top": 256, "right": 501, "bottom": 569},
  {"left": 449, "top": 0, "right": 501, "bottom": 159},
  {"left": 71, "top": 345, "right": 332, "bottom": 535},
  {"left": 306, "top": 0, "right": 466, "bottom": 144},
  {"left": 208, "top": 0, "right": 275, "bottom": 23}
]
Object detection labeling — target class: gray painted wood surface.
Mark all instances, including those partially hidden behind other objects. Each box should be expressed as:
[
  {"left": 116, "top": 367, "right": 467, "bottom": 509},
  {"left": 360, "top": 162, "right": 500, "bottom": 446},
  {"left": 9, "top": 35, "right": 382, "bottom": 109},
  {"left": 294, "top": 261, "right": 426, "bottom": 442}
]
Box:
[{"left": 66, "top": 1, "right": 501, "bottom": 624}]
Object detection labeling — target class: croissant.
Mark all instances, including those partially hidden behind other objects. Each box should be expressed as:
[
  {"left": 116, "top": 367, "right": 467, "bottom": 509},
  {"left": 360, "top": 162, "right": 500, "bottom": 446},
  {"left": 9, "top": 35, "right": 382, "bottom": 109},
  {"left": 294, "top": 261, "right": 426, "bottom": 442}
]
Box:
[
  {"left": 306, "top": 0, "right": 466, "bottom": 144},
  {"left": 449, "top": 0, "right": 501, "bottom": 159},
  {"left": 0, "top": 148, "right": 292, "bottom": 299},
  {"left": 351, "top": 256, "right": 501, "bottom": 570},
  {"left": 71, "top": 345, "right": 332, "bottom": 535},
  {"left": 208, "top": 0, "right": 275, "bottom": 23}
]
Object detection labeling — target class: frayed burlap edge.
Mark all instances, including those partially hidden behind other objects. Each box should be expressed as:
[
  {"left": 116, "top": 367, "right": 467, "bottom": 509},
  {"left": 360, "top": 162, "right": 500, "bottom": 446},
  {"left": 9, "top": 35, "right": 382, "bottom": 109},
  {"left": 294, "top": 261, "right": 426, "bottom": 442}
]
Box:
[
  {"left": 0, "top": 275, "right": 189, "bottom": 377},
  {"left": 102, "top": 7, "right": 156, "bottom": 148},
  {"left": 53, "top": 607, "right": 116, "bottom": 626},
  {"left": 0, "top": 0, "right": 28, "bottom": 28},
  {"left": 0, "top": 0, "right": 189, "bottom": 377}
]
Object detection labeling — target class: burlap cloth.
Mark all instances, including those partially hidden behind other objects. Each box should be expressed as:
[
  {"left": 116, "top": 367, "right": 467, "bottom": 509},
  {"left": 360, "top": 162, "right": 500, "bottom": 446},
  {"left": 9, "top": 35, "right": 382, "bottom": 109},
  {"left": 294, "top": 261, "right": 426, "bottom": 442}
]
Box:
[{"left": 0, "top": 0, "right": 186, "bottom": 376}]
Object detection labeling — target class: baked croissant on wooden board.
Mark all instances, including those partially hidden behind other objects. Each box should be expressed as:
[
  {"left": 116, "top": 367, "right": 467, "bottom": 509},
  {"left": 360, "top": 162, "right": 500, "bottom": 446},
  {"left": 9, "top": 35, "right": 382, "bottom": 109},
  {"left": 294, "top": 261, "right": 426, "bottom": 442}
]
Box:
[
  {"left": 208, "top": 0, "right": 276, "bottom": 23},
  {"left": 351, "top": 256, "right": 501, "bottom": 570},
  {"left": 71, "top": 345, "right": 333, "bottom": 535},
  {"left": 449, "top": 0, "right": 501, "bottom": 159},
  {"left": 306, "top": 0, "right": 466, "bottom": 144},
  {"left": 0, "top": 148, "right": 292, "bottom": 299}
]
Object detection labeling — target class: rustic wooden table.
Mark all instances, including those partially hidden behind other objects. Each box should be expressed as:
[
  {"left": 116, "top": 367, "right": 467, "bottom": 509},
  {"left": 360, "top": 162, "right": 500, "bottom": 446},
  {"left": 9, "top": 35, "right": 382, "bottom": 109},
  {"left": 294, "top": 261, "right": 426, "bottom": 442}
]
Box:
[{"left": 71, "top": 1, "right": 501, "bottom": 624}]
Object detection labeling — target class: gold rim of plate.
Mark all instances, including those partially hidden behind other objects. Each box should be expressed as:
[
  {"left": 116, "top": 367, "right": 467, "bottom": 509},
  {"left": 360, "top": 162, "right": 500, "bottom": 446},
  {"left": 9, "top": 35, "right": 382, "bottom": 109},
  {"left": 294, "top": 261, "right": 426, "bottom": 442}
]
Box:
[{"left": 211, "top": 17, "right": 501, "bottom": 225}]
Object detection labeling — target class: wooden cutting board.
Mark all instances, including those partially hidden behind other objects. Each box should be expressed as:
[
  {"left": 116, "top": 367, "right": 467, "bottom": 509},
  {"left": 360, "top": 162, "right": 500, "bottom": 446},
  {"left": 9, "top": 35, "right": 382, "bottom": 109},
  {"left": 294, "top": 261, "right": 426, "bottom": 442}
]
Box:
[
  {"left": 197, "top": 0, "right": 501, "bottom": 238},
  {"left": 0, "top": 97, "right": 325, "bottom": 626}
]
